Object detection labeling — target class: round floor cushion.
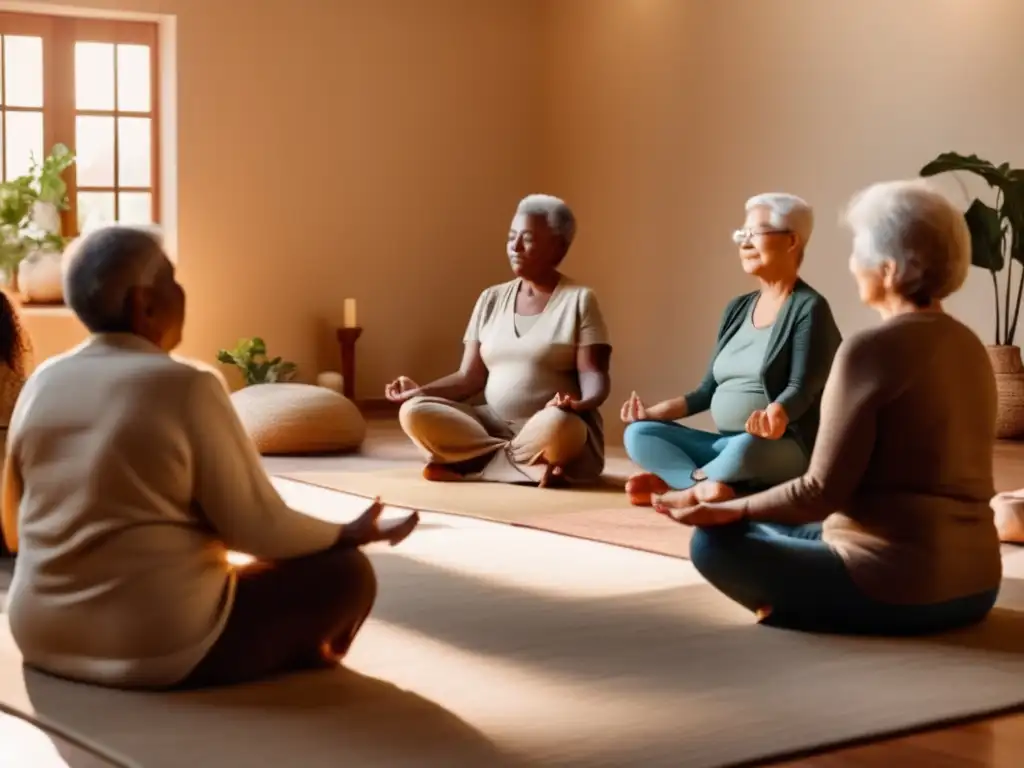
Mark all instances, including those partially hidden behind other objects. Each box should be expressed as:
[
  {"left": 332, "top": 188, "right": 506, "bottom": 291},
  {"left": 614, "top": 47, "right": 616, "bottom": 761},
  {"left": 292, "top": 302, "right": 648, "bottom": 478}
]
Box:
[{"left": 231, "top": 383, "right": 367, "bottom": 455}]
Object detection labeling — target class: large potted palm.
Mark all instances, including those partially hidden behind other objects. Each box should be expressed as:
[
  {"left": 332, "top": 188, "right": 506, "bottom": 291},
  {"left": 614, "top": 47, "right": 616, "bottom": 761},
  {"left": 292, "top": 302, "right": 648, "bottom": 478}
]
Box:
[{"left": 920, "top": 153, "right": 1024, "bottom": 439}]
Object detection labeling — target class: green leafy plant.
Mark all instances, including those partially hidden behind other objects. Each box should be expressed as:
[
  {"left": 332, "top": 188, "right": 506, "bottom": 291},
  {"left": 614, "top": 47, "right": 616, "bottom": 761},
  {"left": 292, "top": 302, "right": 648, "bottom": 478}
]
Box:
[
  {"left": 920, "top": 153, "right": 1024, "bottom": 345},
  {"left": 216, "top": 337, "right": 298, "bottom": 385},
  {"left": 31, "top": 143, "right": 76, "bottom": 208},
  {"left": 0, "top": 143, "right": 76, "bottom": 283}
]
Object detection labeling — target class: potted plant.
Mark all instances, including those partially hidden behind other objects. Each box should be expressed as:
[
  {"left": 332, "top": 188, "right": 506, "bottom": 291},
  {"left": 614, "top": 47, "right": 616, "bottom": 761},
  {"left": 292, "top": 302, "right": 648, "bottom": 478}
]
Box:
[
  {"left": 920, "top": 152, "right": 1024, "bottom": 438},
  {"left": 216, "top": 337, "right": 298, "bottom": 385},
  {"left": 0, "top": 144, "right": 75, "bottom": 299}
]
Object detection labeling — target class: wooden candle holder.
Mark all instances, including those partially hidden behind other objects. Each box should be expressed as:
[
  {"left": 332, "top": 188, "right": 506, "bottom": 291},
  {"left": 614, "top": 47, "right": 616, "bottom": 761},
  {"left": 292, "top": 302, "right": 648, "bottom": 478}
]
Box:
[{"left": 335, "top": 326, "right": 363, "bottom": 400}]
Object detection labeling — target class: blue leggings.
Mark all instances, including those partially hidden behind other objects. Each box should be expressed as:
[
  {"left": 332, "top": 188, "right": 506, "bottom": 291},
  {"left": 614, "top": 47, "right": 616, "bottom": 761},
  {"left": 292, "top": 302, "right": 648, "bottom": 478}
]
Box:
[
  {"left": 690, "top": 522, "right": 999, "bottom": 635},
  {"left": 624, "top": 420, "right": 807, "bottom": 490}
]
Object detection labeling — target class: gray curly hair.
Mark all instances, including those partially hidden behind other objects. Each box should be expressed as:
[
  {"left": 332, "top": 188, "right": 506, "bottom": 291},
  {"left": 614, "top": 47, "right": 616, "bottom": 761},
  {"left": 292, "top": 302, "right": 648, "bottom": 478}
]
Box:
[
  {"left": 515, "top": 194, "right": 577, "bottom": 250},
  {"left": 842, "top": 180, "right": 970, "bottom": 306},
  {"left": 63, "top": 225, "right": 168, "bottom": 333}
]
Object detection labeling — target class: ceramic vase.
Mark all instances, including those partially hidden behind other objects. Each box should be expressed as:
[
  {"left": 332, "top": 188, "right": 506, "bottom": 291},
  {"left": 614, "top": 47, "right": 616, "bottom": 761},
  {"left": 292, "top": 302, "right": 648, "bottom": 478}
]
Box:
[{"left": 17, "top": 248, "right": 65, "bottom": 304}]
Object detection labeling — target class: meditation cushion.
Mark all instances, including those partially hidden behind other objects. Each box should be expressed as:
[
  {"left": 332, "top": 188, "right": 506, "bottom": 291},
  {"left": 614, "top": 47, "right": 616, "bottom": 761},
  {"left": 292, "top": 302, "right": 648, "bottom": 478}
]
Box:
[{"left": 231, "top": 383, "right": 366, "bottom": 455}]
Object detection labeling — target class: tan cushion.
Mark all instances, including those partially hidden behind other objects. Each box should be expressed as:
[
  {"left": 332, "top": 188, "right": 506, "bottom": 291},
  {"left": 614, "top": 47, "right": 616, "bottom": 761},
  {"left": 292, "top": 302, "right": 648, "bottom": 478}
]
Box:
[{"left": 231, "top": 383, "right": 366, "bottom": 455}]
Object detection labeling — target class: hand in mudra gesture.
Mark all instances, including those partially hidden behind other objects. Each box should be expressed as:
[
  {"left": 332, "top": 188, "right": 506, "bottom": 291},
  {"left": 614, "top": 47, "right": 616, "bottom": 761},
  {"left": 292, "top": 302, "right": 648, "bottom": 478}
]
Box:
[
  {"left": 745, "top": 402, "right": 789, "bottom": 440},
  {"left": 338, "top": 497, "right": 420, "bottom": 548},
  {"left": 384, "top": 376, "right": 420, "bottom": 403},
  {"left": 546, "top": 392, "right": 581, "bottom": 412},
  {"left": 619, "top": 391, "right": 649, "bottom": 423},
  {"left": 653, "top": 500, "right": 745, "bottom": 527}
]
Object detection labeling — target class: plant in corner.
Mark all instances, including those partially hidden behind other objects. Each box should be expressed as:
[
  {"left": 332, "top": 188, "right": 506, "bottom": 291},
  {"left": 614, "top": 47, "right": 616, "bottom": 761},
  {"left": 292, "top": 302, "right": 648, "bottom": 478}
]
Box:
[
  {"left": 920, "top": 152, "right": 1024, "bottom": 438},
  {"left": 216, "top": 337, "right": 298, "bottom": 386}
]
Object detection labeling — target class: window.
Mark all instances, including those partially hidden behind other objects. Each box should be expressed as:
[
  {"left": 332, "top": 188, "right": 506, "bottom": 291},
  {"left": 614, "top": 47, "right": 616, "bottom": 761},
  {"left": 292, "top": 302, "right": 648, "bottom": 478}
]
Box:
[{"left": 0, "top": 13, "right": 159, "bottom": 236}]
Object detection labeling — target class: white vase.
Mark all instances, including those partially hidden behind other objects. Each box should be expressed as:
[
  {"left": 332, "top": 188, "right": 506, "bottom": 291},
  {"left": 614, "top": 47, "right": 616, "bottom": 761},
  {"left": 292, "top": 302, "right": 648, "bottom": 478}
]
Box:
[
  {"left": 30, "top": 201, "right": 61, "bottom": 236},
  {"left": 17, "top": 247, "right": 64, "bottom": 304}
]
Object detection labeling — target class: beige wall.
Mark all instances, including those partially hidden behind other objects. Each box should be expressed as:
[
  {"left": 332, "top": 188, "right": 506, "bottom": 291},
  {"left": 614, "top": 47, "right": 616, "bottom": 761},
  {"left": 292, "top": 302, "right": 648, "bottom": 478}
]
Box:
[
  {"left": 544, "top": 0, "right": 1023, "bottom": 440},
  {"left": 18, "top": 0, "right": 1023, "bottom": 444},
  {"left": 19, "top": 0, "right": 546, "bottom": 390}
]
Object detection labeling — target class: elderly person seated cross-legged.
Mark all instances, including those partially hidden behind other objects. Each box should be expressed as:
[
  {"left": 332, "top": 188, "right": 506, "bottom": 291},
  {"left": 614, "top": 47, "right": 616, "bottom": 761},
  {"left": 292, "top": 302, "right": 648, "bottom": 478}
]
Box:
[
  {"left": 386, "top": 194, "right": 612, "bottom": 487},
  {"left": 621, "top": 193, "right": 842, "bottom": 508},
  {"left": 662, "top": 181, "right": 1003, "bottom": 635},
  {"left": 0, "top": 226, "right": 419, "bottom": 690}
]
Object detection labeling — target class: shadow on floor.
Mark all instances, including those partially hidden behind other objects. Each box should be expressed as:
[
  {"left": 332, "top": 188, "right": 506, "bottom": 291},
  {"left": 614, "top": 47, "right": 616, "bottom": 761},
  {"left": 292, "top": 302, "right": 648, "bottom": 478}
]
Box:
[{"left": 22, "top": 664, "right": 526, "bottom": 768}]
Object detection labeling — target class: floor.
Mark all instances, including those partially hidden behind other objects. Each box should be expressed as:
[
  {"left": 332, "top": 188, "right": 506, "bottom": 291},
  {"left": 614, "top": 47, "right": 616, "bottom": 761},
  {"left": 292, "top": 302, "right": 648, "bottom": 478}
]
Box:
[
  {"left": 2, "top": 421, "right": 1022, "bottom": 766},
  {"left": 266, "top": 420, "right": 1024, "bottom": 768}
]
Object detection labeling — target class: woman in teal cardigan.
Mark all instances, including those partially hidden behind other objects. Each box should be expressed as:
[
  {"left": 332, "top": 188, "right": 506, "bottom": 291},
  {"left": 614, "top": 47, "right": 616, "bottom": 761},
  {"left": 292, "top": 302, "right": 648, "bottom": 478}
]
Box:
[{"left": 621, "top": 193, "right": 842, "bottom": 509}]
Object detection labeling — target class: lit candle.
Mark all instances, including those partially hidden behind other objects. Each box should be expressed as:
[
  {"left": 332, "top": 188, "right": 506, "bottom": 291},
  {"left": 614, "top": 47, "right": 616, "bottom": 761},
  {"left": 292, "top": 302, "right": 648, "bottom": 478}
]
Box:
[{"left": 343, "top": 298, "right": 357, "bottom": 328}]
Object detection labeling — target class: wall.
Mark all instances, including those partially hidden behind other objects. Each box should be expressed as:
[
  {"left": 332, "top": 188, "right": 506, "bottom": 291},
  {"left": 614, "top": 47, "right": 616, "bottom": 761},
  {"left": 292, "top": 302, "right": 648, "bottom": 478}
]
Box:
[
  {"left": 17, "top": 0, "right": 546, "bottom": 392},
  {"left": 544, "top": 0, "right": 1024, "bottom": 440},
  {"left": 17, "top": 0, "right": 1024, "bottom": 443}
]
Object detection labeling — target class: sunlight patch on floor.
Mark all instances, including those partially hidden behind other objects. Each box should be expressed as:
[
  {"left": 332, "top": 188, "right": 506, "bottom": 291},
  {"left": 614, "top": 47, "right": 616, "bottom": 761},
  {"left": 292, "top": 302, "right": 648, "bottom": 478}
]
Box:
[
  {"left": 345, "top": 618, "right": 728, "bottom": 757},
  {"left": 387, "top": 524, "right": 698, "bottom": 598},
  {"left": 270, "top": 477, "right": 697, "bottom": 599},
  {"left": 0, "top": 712, "right": 74, "bottom": 767}
]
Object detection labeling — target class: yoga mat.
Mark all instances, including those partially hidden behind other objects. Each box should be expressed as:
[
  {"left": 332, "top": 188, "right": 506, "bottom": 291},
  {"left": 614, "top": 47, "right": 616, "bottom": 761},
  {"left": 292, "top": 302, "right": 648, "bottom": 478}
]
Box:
[
  {"left": 278, "top": 467, "right": 698, "bottom": 558},
  {"left": 1, "top": 519, "right": 1023, "bottom": 767}
]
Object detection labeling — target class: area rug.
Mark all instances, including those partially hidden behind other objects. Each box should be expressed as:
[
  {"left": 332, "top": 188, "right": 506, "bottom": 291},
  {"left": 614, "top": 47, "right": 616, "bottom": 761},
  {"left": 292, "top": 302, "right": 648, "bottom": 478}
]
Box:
[
  {"left": 278, "top": 467, "right": 697, "bottom": 558},
  {"left": 1, "top": 519, "right": 1024, "bottom": 768}
]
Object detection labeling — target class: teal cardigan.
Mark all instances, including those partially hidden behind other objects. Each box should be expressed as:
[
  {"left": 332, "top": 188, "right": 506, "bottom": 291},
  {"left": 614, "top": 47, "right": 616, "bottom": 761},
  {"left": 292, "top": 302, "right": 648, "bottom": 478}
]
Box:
[{"left": 683, "top": 280, "right": 842, "bottom": 453}]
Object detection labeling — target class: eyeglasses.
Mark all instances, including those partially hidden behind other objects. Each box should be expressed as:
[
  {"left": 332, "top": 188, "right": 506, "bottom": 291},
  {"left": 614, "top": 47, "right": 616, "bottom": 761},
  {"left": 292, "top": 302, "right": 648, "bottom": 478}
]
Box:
[{"left": 732, "top": 228, "right": 791, "bottom": 245}]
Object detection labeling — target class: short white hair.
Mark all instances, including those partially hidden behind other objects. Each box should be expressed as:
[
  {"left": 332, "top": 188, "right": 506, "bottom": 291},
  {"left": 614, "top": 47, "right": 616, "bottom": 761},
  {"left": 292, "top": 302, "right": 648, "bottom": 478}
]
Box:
[
  {"left": 515, "top": 193, "right": 577, "bottom": 249},
  {"left": 63, "top": 225, "right": 168, "bottom": 333},
  {"left": 842, "top": 179, "right": 970, "bottom": 304},
  {"left": 745, "top": 192, "right": 815, "bottom": 249}
]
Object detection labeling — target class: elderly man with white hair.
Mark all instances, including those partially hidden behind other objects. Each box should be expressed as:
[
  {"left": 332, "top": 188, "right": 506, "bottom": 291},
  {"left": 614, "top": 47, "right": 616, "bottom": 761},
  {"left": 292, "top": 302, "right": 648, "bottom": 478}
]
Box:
[
  {"left": 1, "top": 225, "right": 419, "bottom": 689},
  {"left": 621, "top": 192, "right": 842, "bottom": 508},
  {"left": 664, "top": 180, "right": 1002, "bottom": 635},
  {"left": 385, "top": 193, "right": 612, "bottom": 486}
]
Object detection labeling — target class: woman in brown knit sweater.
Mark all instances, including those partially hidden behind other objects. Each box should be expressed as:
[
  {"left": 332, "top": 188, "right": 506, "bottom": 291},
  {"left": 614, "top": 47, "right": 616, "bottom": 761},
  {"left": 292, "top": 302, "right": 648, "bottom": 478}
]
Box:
[{"left": 661, "top": 180, "right": 1002, "bottom": 634}]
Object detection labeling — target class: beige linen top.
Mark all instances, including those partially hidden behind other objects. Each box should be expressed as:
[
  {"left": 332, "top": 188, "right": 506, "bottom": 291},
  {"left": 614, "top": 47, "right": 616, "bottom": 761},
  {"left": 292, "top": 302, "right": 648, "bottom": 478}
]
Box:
[
  {"left": 464, "top": 275, "right": 610, "bottom": 478},
  {"left": 2, "top": 334, "right": 343, "bottom": 688}
]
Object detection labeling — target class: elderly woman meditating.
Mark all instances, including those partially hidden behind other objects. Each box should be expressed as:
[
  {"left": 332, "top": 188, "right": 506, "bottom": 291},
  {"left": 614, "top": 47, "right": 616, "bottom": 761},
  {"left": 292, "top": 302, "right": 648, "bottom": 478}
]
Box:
[
  {"left": 386, "top": 194, "right": 612, "bottom": 486},
  {"left": 1, "top": 226, "right": 419, "bottom": 689},
  {"left": 621, "top": 193, "right": 841, "bottom": 507},
  {"left": 664, "top": 180, "right": 1002, "bottom": 635}
]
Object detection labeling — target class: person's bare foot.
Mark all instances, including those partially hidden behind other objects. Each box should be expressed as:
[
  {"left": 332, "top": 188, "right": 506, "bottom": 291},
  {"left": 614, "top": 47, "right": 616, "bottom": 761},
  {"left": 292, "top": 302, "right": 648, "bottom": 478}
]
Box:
[
  {"left": 625, "top": 472, "right": 670, "bottom": 506},
  {"left": 694, "top": 480, "right": 737, "bottom": 504},
  {"left": 650, "top": 486, "right": 698, "bottom": 513},
  {"left": 422, "top": 463, "right": 464, "bottom": 482}
]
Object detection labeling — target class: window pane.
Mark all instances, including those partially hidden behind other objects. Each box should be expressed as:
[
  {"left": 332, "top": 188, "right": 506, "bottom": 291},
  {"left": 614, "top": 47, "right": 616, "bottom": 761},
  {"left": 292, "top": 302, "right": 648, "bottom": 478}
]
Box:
[
  {"left": 118, "top": 117, "right": 151, "bottom": 187},
  {"left": 78, "top": 191, "right": 116, "bottom": 232},
  {"left": 75, "top": 42, "right": 115, "bottom": 111},
  {"left": 118, "top": 192, "right": 152, "bottom": 225},
  {"left": 4, "top": 36, "right": 43, "bottom": 108},
  {"left": 4, "top": 111, "right": 44, "bottom": 179},
  {"left": 75, "top": 116, "right": 115, "bottom": 187},
  {"left": 117, "top": 44, "right": 151, "bottom": 112}
]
